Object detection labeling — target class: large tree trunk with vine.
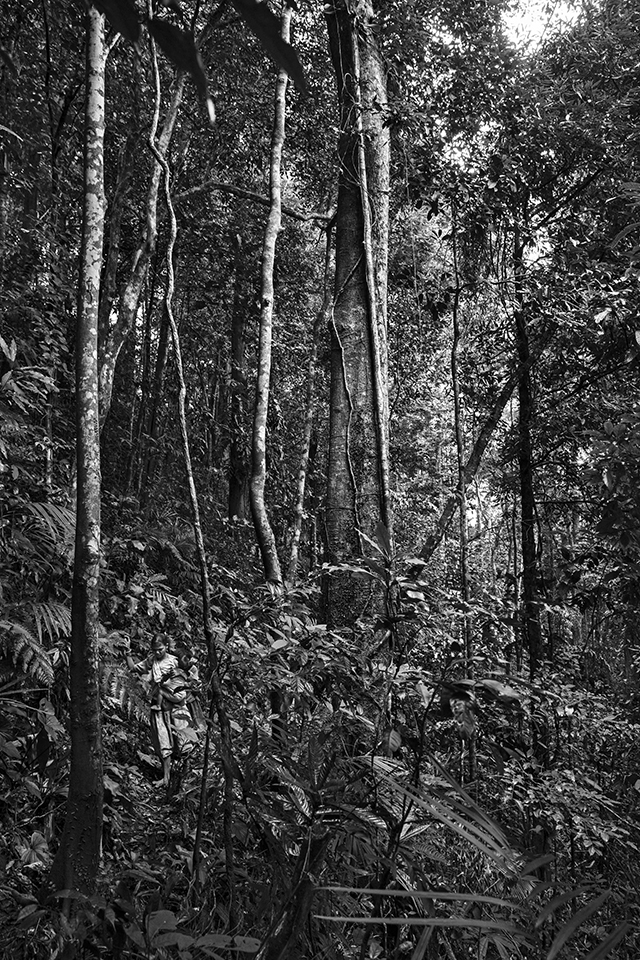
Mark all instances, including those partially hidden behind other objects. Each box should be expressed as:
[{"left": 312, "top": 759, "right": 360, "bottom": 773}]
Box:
[
  {"left": 324, "top": 0, "right": 391, "bottom": 628},
  {"left": 250, "top": 5, "right": 293, "bottom": 586},
  {"left": 50, "top": 6, "right": 105, "bottom": 894}
]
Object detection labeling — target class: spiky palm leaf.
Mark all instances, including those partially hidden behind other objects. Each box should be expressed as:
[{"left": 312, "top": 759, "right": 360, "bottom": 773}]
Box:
[
  {"left": 22, "top": 502, "right": 75, "bottom": 546},
  {"left": 19, "top": 502, "right": 75, "bottom": 566}
]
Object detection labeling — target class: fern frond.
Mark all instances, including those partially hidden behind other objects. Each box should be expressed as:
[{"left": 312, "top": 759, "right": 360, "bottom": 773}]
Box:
[
  {"left": 0, "top": 620, "right": 54, "bottom": 686},
  {"left": 101, "top": 663, "right": 148, "bottom": 723}
]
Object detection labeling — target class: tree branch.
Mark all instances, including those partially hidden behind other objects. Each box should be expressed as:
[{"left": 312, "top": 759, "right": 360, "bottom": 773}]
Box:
[{"left": 174, "top": 178, "right": 332, "bottom": 222}]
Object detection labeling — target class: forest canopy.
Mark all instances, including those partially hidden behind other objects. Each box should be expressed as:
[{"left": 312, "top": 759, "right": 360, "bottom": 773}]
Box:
[{"left": 1, "top": 0, "right": 640, "bottom": 958}]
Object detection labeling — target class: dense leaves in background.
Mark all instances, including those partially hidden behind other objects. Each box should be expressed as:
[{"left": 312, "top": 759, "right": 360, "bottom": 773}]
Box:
[{"left": 1, "top": 0, "right": 640, "bottom": 958}]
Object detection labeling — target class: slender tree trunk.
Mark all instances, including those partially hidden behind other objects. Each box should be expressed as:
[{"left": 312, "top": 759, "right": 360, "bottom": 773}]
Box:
[
  {"left": 98, "top": 142, "right": 131, "bottom": 352},
  {"left": 287, "top": 229, "right": 333, "bottom": 583},
  {"left": 50, "top": 6, "right": 105, "bottom": 894},
  {"left": 0, "top": 146, "right": 8, "bottom": 280},
  {"left": 450, "top": 212, "right": 471, "bottom": 668},
  {"left": 98, "top": 75, "right": 185, "bottom": 432},
  {"left": 250, "top": 4, "right": 293, "bottom": 586},
  {"left": 514, "top": 234, "right": 542, "bottom": 682},
  {"left": 450, "top": 214, "right": 476, "bottom": 779},
  {"left": 513, "top": 230, "right": 548, "bottom": 786},
  {"left": 324, "top": 0, "right": 391, "bottom": 628}
]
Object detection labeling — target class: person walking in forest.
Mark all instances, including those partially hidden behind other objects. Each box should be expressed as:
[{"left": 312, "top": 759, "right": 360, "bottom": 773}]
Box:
[
  {"left": 125, "top": 634, "right": 195, "bottom": 786},
  {"left": 127, "top": 633, "right": 178, "bottom": 681}
]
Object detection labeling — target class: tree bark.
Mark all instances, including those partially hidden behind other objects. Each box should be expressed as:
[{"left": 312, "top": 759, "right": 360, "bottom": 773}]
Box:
[
  {"left": 324, "top": 0, "right": 391, "bottom": 628},
  {"left": 250, "top": 4, "right": 293, "bottom": 586},
  {"left": 50, "top": 5, "right": 105, "bottom": 894},
  {"left": 514, "top": 233, "right": 542, "bottom": 682}
]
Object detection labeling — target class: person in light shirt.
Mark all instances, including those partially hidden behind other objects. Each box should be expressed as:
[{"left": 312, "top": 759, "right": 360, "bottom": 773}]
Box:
[{"left": 126, "top": 634, "right": 182, "bottom": 786}]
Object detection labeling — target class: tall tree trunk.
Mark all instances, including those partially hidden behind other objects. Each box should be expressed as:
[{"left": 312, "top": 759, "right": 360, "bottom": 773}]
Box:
[
  {"left": 514, "top": 233, "right": 542, "bottom": 682},
  {"left": 513, "top": 230, "right": 548, "bottom": 789},
  {"left": 324, "top": 0, "right": 391, "bottom": 628},
  {"left": 287, "top": 228, "right": 333, "bottom": 583},
  {"left": 450, "top": 213, "right": 476, "bottom": 779},
  {"left": 450, "top": 211, "right": 471, "bottom": 668},
  {"left": 50, "top": 5, "right": 105, "bottom": 894},
  {"left": 250, "top": 4, "right": 293, "bottom": 586}
]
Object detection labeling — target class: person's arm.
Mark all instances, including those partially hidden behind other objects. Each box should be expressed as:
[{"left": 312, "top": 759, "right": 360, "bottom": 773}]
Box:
[
  {"left": 126, "top": 653, "right": 149, "bottom": 674},
  {"left": 157, "top": 682, "right": 186, "bottom": 705}
]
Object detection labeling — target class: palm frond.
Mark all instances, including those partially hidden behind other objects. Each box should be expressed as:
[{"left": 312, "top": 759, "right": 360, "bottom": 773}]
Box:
[
  {"left": 23, "top": 502, "right": 75, "bottom": 547},
  {"left": 371, "top": 756, "right": 521, "bottom": 876}
]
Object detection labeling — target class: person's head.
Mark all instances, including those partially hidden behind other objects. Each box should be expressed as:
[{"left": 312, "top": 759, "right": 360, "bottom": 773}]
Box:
[
  {"left": 152, "top": 634, "right": 170, "bottom": 659},
  {"left": 177, "top": 652, "right": 193, "bottom": 672}
]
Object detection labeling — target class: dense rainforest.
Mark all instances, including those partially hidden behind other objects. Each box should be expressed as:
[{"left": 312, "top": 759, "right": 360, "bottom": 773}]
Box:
[{"left": 2, "top": 0, "right": 640, "bottom": 957}]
